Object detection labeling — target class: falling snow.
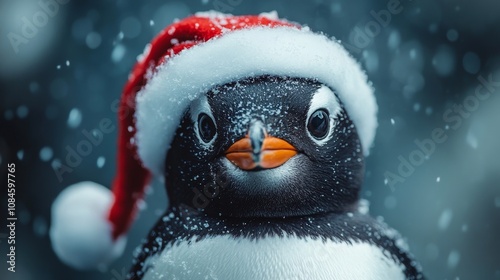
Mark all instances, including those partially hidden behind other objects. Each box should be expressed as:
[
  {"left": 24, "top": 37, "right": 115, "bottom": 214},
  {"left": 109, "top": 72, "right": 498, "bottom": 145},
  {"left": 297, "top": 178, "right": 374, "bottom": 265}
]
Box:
[
  {"left": 438, "top": 209, "right": 453, "bottom": 231},
  {"left": 17, "top": 150, "right": 24, "bottom": 160},
  {"left": 447, "top": 250, "right": 461, "bottom": 269},
  {"left": 67, "top": 108, "right": 82, "bottom": 128},
  {"left": 17, "top": 106, "right": 29, "bottom": 119},
  {"left": 33, "top": 216, "right": 48, "bottom": 237},
  {"left": 466, "top": 130, "right": 478, "bottom": 149},
  {"left": 39, "top": 147, "right": 53, "bottom": 162},
  {"left": 446, "top": 29, "right": 459, "bottom": 42},
  {"left": 1, "top": 3, "right": 498, "bottom": 279},
  {"left": 413, "top": 103, "right": 421, "bottom": 112},
  {"left": 495, "top": 197, "right": 500, "bottom": 208},
  {"left": 461, "top": 224, "right": 468, "bottom": 232},
  {"left": 97, "top": 156, "right": 106, "bottom": 168},
  {"left": 432, "top": 45, "right": 456, "bottom": 76},
  {"left": 111, "top": 44, "right": 126, "bottom": 63}
]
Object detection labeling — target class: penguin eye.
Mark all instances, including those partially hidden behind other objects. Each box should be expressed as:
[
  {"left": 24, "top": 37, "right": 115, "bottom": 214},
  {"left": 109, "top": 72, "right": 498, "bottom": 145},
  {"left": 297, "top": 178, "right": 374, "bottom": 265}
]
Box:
[
  {"left": 307, "top": 109, "right": 330, "bottom": 140},
  {"left": 306, "top": 85, "right": 341, "bottom": 145},
  {"left": 197, "top": 113, "right": 217, "bottom": 143}
]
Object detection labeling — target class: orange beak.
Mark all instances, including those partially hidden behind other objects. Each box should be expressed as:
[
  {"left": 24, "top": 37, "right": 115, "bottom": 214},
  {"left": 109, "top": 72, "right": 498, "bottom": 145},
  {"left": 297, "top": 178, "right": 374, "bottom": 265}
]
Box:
[{"left": 225, "top": 136, "right": 297, "bottom": 170}]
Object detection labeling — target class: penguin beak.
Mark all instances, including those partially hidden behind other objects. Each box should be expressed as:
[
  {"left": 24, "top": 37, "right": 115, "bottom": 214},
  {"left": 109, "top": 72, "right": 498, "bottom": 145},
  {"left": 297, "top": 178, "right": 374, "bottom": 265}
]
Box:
[{"left": 225, "top": 121, "right": 297, "bottom": 170}]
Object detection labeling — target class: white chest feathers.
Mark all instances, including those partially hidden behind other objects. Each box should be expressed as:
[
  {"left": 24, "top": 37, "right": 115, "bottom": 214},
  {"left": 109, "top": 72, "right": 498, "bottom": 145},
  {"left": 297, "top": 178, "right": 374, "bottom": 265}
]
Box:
[{"left": 142, "top": 235, "right": 405, "bottom": 280}]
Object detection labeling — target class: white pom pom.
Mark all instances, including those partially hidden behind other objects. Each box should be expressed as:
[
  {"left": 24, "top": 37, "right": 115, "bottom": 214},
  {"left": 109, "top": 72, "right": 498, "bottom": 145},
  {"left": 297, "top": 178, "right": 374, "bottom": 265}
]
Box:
[{"left": 50, "top": 181, "right": 126, "bottom": 270}]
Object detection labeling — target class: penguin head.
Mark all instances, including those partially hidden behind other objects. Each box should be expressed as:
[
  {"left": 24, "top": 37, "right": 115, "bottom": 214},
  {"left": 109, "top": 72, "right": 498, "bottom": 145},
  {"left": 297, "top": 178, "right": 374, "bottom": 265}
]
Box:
[{"left": 165, "top": 75, "right": 364, "bottom": 218}]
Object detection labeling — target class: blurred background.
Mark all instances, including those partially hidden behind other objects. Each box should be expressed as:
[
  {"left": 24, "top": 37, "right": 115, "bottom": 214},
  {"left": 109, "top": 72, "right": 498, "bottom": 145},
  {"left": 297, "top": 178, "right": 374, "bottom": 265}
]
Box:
[{"left": 1, "top": 0, "right": 499, "bottom": 279}]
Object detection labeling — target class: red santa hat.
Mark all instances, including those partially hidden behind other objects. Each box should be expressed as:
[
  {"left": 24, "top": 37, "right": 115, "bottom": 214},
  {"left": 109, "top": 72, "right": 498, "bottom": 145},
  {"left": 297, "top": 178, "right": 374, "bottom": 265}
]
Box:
[{"left": 50, "top": 11, "right": 377, "bottom": 269}]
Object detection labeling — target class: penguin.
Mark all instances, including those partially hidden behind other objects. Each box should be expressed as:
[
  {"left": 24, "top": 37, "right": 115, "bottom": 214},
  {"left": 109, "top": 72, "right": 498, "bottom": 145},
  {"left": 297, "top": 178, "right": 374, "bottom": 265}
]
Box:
[
  {"left": 127, "top": 75, "right": 424, "bottom": 280},
  {"left": 48, "top": 13, "right": 424, "bottom": 279}
]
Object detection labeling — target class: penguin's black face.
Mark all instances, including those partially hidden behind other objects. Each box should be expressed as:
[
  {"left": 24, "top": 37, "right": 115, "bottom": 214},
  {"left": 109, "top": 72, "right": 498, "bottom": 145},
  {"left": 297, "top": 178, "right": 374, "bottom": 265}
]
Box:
[{"left": 165, "top": 76, "right": 364, "bottom": 218}]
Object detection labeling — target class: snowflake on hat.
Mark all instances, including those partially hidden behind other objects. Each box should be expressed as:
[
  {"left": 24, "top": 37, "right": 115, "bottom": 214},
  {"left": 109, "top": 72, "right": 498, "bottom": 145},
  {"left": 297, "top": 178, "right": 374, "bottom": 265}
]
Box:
[{"left": 50, "top": 11, "right": 422, "bottom": 279}]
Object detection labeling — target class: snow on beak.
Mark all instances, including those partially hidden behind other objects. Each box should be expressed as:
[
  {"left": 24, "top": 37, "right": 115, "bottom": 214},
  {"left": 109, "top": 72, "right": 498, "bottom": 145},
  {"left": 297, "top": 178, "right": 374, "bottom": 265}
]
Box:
[{"left": 225, "top": 120, "right": 297, "bottom": 170}]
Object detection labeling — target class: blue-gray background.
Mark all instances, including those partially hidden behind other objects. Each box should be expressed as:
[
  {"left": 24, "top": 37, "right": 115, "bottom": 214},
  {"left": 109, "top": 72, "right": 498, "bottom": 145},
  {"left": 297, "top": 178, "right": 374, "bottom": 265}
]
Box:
[{"left": 1, "top": 0, "right": 499, "bottom": 279}]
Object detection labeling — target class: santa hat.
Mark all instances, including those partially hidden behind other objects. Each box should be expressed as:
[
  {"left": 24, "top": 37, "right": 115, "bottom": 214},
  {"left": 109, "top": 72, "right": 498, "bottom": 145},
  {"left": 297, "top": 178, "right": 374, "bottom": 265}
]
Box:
[{"left": 50, "top": 11, "right": 377, "bottom": 270}]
